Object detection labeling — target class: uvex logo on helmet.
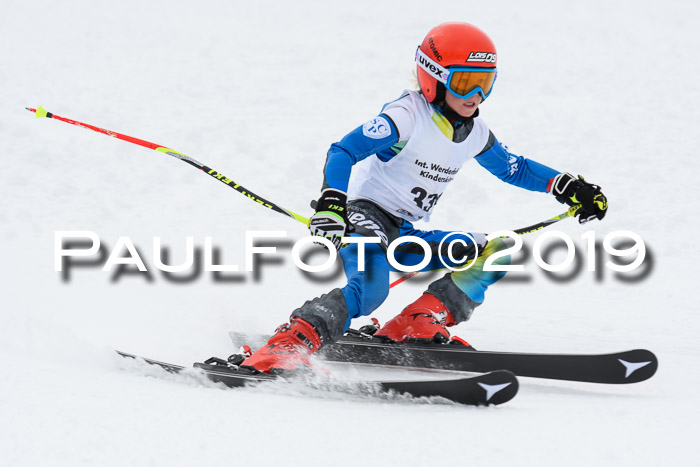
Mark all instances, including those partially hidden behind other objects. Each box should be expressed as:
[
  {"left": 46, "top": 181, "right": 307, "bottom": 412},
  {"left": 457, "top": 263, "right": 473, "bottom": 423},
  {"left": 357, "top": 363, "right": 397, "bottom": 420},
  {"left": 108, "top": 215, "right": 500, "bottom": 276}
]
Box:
[
  {"left": 417, "top": 54, "right": 445, "bottom": 79},
  {"left": 466, "top": 51, "right": 497, "bottom": 64}
]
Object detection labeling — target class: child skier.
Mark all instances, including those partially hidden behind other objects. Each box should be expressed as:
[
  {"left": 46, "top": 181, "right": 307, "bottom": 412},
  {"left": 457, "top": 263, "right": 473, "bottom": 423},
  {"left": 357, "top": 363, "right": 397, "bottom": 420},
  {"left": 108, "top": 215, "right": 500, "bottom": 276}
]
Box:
[{"left": 241, "top": 22, "right": 607, "bottom": 373}]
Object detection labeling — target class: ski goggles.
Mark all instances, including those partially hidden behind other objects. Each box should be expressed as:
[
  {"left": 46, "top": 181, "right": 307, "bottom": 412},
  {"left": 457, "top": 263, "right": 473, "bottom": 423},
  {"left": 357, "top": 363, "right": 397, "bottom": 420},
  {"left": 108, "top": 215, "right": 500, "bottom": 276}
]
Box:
[{"left": 416, "top": 47, "right": 497, "bottom": 101}]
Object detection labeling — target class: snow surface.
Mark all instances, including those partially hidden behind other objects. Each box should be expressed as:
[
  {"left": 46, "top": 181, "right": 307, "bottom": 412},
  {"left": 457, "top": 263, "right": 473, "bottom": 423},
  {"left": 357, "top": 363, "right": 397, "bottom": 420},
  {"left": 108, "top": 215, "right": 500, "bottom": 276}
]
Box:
[{"left": 2, "top": 0, "right": 699, "bottom": 465}]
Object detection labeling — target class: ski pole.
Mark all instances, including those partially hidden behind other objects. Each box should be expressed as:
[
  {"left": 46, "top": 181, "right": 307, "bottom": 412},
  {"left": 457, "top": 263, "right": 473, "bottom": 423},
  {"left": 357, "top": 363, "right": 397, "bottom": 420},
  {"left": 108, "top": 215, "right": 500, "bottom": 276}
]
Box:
[
  {"left": 511, "top": 206, "right": 579, "bottom": 235},
  {"left": 26, "top": 106, "right": 309, "bottom": 225},
  {"left": 388, "top": 205, "right": 579, "bottom": 289}
]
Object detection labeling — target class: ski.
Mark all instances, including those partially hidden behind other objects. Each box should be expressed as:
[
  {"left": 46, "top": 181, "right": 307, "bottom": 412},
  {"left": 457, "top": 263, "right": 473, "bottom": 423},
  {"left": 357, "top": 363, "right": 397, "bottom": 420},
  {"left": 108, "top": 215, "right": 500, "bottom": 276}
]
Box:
[
  {"left": 117, "top": 351, "right": 518, "bottom": 406},
  {"left": 229, "top": 331, "right": 658, "bottom": 384}
]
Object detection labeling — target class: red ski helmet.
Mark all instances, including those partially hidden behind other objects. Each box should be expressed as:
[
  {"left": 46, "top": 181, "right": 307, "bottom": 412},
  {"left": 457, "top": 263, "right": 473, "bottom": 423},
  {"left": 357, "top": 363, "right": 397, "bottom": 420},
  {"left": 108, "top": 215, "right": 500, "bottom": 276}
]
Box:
[{"left": 416, "top": 22, "right": 498, "bottom": 103}]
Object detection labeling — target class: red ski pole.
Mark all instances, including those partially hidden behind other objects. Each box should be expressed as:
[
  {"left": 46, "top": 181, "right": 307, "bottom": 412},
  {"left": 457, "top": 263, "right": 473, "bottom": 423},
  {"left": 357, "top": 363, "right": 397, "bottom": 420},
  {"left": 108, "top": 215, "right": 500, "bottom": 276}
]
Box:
[{"left": 26, "top": 106, "right": 309, "bottom": 225}]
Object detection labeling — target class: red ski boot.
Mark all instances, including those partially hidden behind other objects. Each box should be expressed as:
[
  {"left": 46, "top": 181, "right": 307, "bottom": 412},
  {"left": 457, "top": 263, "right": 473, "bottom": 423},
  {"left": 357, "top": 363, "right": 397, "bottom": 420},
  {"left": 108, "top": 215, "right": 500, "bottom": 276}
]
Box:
[
  {"left": 240, "top": 317, "right": 322, "bottom": 373},
  {"left": 374, "top": 293, "right": 457, "bottom": 344}
]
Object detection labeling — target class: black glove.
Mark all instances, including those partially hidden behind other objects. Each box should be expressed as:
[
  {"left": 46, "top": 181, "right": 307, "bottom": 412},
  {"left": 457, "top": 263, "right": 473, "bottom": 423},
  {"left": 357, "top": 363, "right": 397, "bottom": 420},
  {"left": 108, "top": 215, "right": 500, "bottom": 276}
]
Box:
[
  {"left": 550, "top": 173, "right": 608, "bottom": 224},
  {"left": 308, "top": 188, "right": 348, "bottom": 250}
]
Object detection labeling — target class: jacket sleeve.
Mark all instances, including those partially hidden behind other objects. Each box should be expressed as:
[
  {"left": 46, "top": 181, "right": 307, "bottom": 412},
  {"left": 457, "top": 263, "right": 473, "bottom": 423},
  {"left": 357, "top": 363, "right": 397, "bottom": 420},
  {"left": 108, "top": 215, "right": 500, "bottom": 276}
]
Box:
[
  {"left": 474, "top": 132, "right": 559, "bottom": 193},
  {"left": 322, "top": 114, "right": 399, "bottom": 192}
]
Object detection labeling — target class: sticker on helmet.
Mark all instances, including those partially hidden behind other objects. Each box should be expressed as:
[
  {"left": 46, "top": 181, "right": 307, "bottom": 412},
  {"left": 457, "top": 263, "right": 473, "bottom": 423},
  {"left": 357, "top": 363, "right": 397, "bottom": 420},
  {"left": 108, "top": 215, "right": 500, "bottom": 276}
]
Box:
[
  {"left": 466, "top": 52, "right": 497, "bottom": 63},
  {"left": 362, "top": 116, "right": 392, "bottom": 139},
  {"left": 427, "top": 37, "right": 443, "bottom": 62}
]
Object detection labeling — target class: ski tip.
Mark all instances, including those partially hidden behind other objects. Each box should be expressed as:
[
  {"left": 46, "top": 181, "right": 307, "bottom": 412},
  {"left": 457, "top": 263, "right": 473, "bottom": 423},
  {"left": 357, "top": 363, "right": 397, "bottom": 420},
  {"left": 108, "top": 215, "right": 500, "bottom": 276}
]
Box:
[
  {"left": 617, "top": 349, "right": 658, "bottom": 383},
  {"left": 478, "top": 370, "right": 519, "bottom": 406}
]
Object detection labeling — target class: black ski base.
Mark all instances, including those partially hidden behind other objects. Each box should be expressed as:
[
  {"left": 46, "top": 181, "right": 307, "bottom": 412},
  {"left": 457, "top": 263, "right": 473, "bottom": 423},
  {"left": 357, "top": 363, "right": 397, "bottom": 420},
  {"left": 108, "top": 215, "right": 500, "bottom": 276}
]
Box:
[{"left": 117, "top": 351, "right": 518, "bottom": 406}]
